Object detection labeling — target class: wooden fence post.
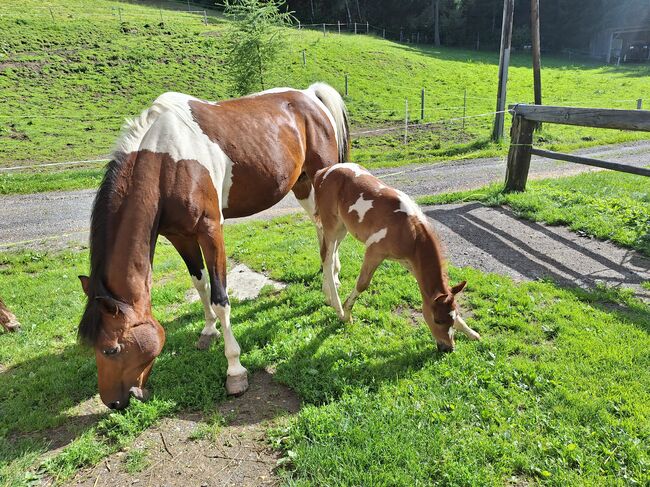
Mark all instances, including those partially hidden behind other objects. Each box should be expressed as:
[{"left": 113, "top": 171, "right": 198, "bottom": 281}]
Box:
[
  {"left": 354, "top": 22, "right": 357, "bottom": 34},
  {"left": 638, "top": 99, "right": 643, "bottom": 110},
  {"left": 366, "top": 21, "right": 369, "bottom": 33},
  {"left": 421, "top": 88, "right": 425, "bottom": 120},
  {"left": 382, "top": 28, "right": 385, "bottom": 39},
  {"left": 404, "top": 99, "right": 409, "bottom": 144},
  {"left": 504, "top": 112, "right": 536, "bottom": 192},
  {"left": 323, "top": 23, "right": 326, "bottom": 35},
  {"left": 302, "top": 49, "right": 306, "bottom": 66},
  {"left": 338, "top": 21, "right": 341, "bottom": 34},
  {"left": 345, "top": 74, "right": 348, "bottom": 96}
]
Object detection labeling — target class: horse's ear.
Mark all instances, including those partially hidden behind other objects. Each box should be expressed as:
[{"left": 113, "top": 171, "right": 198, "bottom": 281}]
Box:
[
  {"left": 451, "top": 281, "right": 467, "bottom": 295},
  {"left": 79, "top": 276, "right": 90, "bottom": 296},
  {"left": 96, "top": 296, "right": 132, "bottom": 317},
  {"left": 434, "top": 293, "right": 451, "bottom": 303}
]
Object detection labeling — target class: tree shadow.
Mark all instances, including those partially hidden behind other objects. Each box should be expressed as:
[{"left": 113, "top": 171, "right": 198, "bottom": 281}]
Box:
[{"left": 424, "top": 202, "right": 650, "bottom": 300}]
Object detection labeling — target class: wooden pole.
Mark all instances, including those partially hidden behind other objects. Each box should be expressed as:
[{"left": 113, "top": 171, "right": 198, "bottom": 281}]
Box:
[
  {"left": 421, "top": 88, "right": 425, "bottom": 120},
  {"left": 530, "top": 0, "right": 542, "bottom": 106},
  {"left": 302, "top": 49, "right": 306, "bottom": 67},
  {"left": 462, "top": 88, "right": 467, "bottom": 132},
  {"left": 323, "top": 23, "right": 326, "bottom": 36},
  {"left": 366, "top": 21, "right": 369, "bottom": 33},
  {"left": 345, "top": 74, "right": 348, "bottom": 96},
  {"left": 382, "top": 28, "right": 385, "bottom": 39},
  {"left": 404, "top": 99, "right": 409, "bottom": 144},
  {"left": 638, "top": 99, "right": 643, "bottom": 110},
  {"left": 354, "top": 22, "right": 357, "bottom": 34},
  {"left": 338, "top": 21, "right": 341, "bottom": 34},
  {"left": 504, "top": 114, "right": 536, "bottom": 191},
  {"left": 492, "top": 0, "right": 514, "bottom": 141}
]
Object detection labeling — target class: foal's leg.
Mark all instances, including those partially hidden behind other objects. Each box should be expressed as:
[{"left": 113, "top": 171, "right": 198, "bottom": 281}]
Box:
[
  {"left": 0, "top": 298, "right": 20, "bottom": 333},
  {"left": 293, "top": 173, "right": 341, "bottom": 286},
  {"left": 342, "top": 249, "right": 383, "bottom": 322},
  {"left": 167, "top": 236, "right": 220, "bottom": 350},
  {"left": 198, "top": 224, "right": 249, "bottom": 396},
  {"left": 321, "top": 225, "right": 347, "bottom": 319}
]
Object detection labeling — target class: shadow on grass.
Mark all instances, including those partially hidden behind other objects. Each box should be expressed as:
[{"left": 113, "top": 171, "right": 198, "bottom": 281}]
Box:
[{"left": 425, "top": 202, "right": 650, "bottom": 300}]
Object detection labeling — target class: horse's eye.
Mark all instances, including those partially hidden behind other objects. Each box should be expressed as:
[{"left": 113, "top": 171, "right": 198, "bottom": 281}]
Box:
[{"left": 103, "top": 345, "right": 120, "bottom": 356}]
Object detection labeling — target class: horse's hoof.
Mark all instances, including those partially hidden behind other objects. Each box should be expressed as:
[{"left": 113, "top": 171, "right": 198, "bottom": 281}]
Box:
[
  {"left": 226, "top": 371, "right": 249, "bottom": 396},
  {"left": 196, "top": 332, "right": 220, "bottom": 350}
]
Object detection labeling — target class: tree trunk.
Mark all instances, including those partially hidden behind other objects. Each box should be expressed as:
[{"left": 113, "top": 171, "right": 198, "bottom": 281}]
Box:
[
  {"left": 433, "top": 0, "right": 441, "bottom": 46},
  {"left": 309, "top": 0, "right": 314, "bottom": 23},
  {"left": 344, "top": 0, "right": 352, "bottom": 25}
]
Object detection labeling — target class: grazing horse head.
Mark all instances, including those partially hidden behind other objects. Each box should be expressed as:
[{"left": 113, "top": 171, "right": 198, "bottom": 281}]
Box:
[
  {"left": 78, "top": 83, "right": 349, "bottom": 408},
  {"left": 78, "top": 275, "right": 165, "bottom": 410},
  {"left": 426, "top": 280, "right": 479, "bottom": 353}
]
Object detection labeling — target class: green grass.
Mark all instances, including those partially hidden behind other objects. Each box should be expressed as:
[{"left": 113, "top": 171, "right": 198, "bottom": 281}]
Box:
[
  {"left": 1, "top": 215, "right": 649, "bottom": 485},
  {"left": 418, "top": 170, "right": 650, "bottom": 257},
  {"left": 1, "top": 0, "right": 649, "bottom": 193},
  {"left": 0, "top": 166, "right": 104, "bottom": 195}
]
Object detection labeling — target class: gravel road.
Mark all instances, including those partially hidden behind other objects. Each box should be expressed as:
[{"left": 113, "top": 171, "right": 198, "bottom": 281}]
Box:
[{"left": 2, "top": 141, "right": 648, "bottom": 251}]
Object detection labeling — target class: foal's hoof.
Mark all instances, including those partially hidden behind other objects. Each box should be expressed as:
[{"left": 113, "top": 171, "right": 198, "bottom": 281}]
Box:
[
  {"left": 196, "top": 332, "right": 220, "bottom": 350},
  {"left": 226, "top": 372, "right": 249, "bottom": 396}
]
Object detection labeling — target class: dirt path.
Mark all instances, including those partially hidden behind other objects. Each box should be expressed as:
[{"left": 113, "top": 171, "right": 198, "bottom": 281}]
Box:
[
  {"left": 66, "top": 371, "right": 300, "bottom": 487},
  {"left": 2, "top": 141, "right": 649, "bottom": 250}
]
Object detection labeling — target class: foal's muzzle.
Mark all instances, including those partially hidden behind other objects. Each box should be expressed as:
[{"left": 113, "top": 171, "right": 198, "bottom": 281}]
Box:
[{"left": 437, "top": 342, "right": 454, "bottom": 353}]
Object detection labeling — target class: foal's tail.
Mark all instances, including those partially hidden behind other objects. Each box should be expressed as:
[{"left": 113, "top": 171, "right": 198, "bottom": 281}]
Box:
[{"left": 308, "top": 82, "right": 350, "bottom": 163}]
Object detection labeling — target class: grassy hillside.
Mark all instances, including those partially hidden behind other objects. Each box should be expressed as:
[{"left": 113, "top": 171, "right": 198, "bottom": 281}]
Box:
[{"left": 1, "top": 0, "right": 649, "bottom": 173}]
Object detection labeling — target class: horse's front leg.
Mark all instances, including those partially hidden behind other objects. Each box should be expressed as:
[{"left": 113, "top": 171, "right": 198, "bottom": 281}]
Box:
[
  {"left": 198, "top": 223, "right": 249, "bottom": 396},
  {"left": 343, "top": 249, "right": 382, "bottom": 322},
  {"left": 166, "top": 236, "right": 220, "bottom": 350}
]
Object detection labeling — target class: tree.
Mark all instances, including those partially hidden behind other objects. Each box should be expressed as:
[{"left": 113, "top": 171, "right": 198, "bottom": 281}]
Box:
[{"left": 221, "top": 0, "right": 294, "bottom": 95}]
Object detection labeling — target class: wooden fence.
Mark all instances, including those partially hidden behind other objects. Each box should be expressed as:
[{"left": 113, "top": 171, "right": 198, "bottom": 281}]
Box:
[{"left": 504, "top": 104, "right": 650, "bottom": 192}]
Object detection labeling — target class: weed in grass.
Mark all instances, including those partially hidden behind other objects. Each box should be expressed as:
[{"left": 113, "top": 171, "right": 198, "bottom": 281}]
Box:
[
  {"left": 188, "top": 412, "right": 225, "bottom": 442},
  {"left": 124, "top": 448, "right": 149, "bottom": 474}
]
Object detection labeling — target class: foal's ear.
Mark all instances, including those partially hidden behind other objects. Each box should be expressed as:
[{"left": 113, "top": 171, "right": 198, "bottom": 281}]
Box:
[
  {"left": 451, "top": 281, "right": 467, "bottom": 295},
  {"left": 434, "top": 293, "right": 452, "bottom": 304},
  {"left": 78, "top": 275, "right": 90, "bottom": 296}
]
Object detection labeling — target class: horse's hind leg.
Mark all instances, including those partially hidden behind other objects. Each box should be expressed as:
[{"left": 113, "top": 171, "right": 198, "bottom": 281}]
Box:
[
  {"left": 293, "top": 173, "right": 341, "bottom": 285},
  {"left": 166, "top": 236, "right": 220, "bottom": 350},
  {"left": 198, "top": 223, "right": 249, "bottom": 396}
]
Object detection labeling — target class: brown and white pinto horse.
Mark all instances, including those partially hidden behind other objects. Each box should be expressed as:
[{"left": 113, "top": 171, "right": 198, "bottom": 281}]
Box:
[
  {"left": 313, "top": 163, "right": 480, "bottom": 352},
  {"left": 78, "top": 83, "right": 349, "bottom": 409},
  {"left": 0, "top": 298, "right": 20, "bottom": 333}
]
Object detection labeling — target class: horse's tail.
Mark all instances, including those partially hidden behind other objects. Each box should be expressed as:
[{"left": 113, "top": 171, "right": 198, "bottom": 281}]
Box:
[{"left": 308, "top": 82, "right": 350, "bottom": 163}]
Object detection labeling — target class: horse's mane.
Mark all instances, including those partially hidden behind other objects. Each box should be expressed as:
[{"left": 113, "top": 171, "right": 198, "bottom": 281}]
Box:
[
  {"left": 77, "top": 156, "right": 133, "bottom": 345},
  {"left": 78, "top": 98, "right": 169, "bottom": 345}
]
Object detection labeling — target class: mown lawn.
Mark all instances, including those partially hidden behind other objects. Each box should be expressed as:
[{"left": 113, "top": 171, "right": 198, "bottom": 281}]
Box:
[
  {"left": 418, "top": 170, "right": 650, "bottom": 257},
  {"left": 1, "top": 215, "right": 648, "bottom": 486},
  {"left": 1, "top": 0, "right": 648, "bottom": 187}
]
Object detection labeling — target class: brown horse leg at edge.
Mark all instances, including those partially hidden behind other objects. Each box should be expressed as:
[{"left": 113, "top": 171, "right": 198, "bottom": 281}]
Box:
[{"left": 0, "top": 298, "right": 20, "bottom": 333}]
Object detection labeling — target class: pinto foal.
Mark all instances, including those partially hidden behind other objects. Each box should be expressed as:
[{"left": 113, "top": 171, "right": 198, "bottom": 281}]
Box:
[{"left": 314, "top": 163, "right": 480, "bottom": 352}]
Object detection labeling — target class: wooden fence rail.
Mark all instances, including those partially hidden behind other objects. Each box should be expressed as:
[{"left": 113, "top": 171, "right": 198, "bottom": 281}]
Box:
[{"left": 504, "top": 104, "right": 650, "bottom": 191}]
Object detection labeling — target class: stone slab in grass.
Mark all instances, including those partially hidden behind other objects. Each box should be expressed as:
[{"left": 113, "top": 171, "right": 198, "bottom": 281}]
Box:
[{"left": 186, "top": 263, "right": 286, "bottom": 303}]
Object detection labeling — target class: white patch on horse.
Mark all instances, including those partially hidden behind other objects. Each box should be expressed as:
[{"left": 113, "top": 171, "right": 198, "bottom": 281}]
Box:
[
  {"left": 365, "top": 227, "right": 388, "bottom": 247},
  {"left": 135, "top": 93, "right": 234, "bottom": 223},
  {"left": 394, "top": 189, "right": 427, "bottom": 223},
  {"left": 348, "top": 193, "right": 374, "bottom": 223},
  {"left": 191, "top": 270, "right": 219, "bottom": 335},
  {"left": 320, "top": 162, "right": 370, "bottom": 185}
]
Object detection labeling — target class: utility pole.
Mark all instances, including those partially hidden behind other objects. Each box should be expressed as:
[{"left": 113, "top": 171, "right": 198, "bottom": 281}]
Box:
[
  {"left": 531, "top": 0, "right": 542, "bottom": 106},
  {"left": 492, "top": 0, "right": 514, "bottom": 141}
]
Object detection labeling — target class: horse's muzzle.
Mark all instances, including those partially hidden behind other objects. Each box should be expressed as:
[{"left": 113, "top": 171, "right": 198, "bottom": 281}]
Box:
[{"left": 437, "top": 342, "right": 454, "bottom": 353}]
